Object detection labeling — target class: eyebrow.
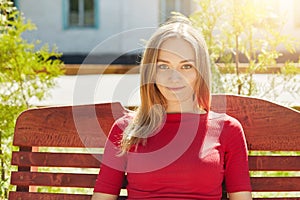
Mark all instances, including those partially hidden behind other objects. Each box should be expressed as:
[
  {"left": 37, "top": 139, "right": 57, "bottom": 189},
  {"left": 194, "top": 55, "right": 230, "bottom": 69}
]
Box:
[{"left": 157, "top": 59, "right": 195, "bottom": 63}]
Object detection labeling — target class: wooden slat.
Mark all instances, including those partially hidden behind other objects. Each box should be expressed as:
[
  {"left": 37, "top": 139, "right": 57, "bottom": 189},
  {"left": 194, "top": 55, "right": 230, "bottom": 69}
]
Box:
[
  {"left": 11, "top": 172, "right": 300, "bottom": 193},
  {"left": 13, "top": 102, "right": 127, "bottom": 148},
  {"left": 11, "top": 192, "right": 298, "bottom": 200},
  {"left": 249, "top": 156, "right": 300, "bottom": 171},
  {"left": 14, "top": 152, "right": 300, "bottom": 171},
  {"left": 8, "top": 192, "right": 91, "bottom": 200},
  {"left": 211, "top": 95, "right": 300, "bottom": 151},
  {"left": 11, "top": 172, "right": 127, "bottom": 189},
  {"left": 11, "top": 172, "right": 97, "bottom": 188},
  {"left": 11, "top": 152, "right": 102, "bottom": 168},
  {"left": 251, "top": 177, "right": 300, "bottom": 192},
  {"left": 9, "top": 192, "right": 128, "bottom": 200}
]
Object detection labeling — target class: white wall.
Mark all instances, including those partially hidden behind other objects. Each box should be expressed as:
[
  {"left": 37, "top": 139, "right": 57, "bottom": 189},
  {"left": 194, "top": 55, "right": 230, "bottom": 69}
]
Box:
[
  {"left": 16, "top": 0, "right": 300, "bottom": 56},
  {"left": 17, "top": 0, "right": 159, "bottom": 55}
]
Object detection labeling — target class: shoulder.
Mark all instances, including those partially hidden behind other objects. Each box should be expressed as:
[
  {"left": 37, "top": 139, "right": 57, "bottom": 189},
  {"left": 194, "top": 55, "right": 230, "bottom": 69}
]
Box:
[
  {"left": 108, "top": 111, "right": 135, "bottom": 143},
  {"left": 208, "top": 111, "right": 242, "bottom": 129},
  {"left": 113, "top": 111, "right": 135, "bottom": 131},
  {"left": 207, "top": 111, "right": 245, "bottom": 142}
]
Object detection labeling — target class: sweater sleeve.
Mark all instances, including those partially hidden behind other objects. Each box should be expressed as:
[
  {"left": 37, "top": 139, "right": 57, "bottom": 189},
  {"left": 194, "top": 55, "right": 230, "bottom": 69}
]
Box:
[
  {"left": 93, "top": 119, "right": 127, "bottom": 195},
  {"left": 223, "top": 116, "right": 252, "bottom": 193}
]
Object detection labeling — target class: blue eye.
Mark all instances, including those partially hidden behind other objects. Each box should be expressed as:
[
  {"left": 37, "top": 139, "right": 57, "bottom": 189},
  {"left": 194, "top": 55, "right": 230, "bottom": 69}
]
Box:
[{"left": 157, "top": 64, "right": 169, "bottom": 70}]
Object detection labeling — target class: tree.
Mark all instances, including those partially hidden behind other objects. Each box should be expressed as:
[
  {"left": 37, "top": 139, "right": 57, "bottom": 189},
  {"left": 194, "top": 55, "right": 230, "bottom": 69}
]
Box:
[
  {"left": 0, "top": 0, "right": 64, "bottom": 198},
  {"left": 190, "top": 0, "right": 299, "bottom": 97},
  {"left": 188, "top": 0, "right": 226, "bottom": 93}
]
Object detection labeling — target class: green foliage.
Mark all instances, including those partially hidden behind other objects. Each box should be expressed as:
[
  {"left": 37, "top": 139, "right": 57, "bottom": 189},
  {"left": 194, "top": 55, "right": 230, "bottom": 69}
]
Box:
[
  {"left": 189, "top": 1, "right": 226, "bottom": 93},
  {"left": 0, "top": 0, "right": 64, "bottom": 198},
  {"left": 190, "top": 0, "right": 299, "bottom": 96}
]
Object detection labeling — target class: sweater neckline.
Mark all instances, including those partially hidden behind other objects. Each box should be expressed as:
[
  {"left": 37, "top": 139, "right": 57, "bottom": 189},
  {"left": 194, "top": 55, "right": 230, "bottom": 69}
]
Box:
[{"left": 165, "top": 112, "right": 208, "bottom": 122}]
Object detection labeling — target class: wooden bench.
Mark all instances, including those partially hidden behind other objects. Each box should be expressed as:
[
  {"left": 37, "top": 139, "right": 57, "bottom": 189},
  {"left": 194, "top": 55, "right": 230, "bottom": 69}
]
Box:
[{"left": 9, "top": 94, "right": 300, "bottom": 200}]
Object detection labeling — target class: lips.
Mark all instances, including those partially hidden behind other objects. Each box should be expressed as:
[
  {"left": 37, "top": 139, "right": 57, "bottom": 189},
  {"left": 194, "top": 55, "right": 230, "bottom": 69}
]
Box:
[{"left": 167, "top": 86, "right": 185, "bottom": 91}]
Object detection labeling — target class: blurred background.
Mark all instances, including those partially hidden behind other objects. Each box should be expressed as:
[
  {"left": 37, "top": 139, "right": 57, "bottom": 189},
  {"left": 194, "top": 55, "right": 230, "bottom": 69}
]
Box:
[
  {"left": 15, "top": 0, "right": 300, "bottom": 64},
  {"left": 13, "top": 0, "right": 300, "bottom": 107}
]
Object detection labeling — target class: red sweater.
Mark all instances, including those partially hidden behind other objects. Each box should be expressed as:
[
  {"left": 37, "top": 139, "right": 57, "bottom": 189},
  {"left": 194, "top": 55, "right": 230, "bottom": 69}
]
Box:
[{"left": 94, "top": 112, "right": 252, "bottom": 199}]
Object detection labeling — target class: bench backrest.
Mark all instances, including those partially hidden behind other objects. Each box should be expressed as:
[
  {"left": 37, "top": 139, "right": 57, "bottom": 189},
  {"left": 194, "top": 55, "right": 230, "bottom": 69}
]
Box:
[{"left": 9, "top": 95, "right": 300, "bottom": 200}]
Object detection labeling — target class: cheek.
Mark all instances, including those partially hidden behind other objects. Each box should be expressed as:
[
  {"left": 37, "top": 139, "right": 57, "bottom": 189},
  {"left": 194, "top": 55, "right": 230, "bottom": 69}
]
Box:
[
  {"left": 155, "top": 73, "right": 162, "bottom": 83},
  {"left": 183, "top": 71, "right": 198, "bottom": 87},
  {"left": 155, "top": 72, "right": 168, "bottom": 85},
  {"left": 155, "top": 74, "right": 165, "bottom": 93}
]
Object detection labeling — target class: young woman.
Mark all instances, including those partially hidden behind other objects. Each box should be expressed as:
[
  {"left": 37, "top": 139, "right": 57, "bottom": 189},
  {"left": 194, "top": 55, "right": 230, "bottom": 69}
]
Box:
[{"left": 92, "top": 15, "right": 252, "bottom": 200}]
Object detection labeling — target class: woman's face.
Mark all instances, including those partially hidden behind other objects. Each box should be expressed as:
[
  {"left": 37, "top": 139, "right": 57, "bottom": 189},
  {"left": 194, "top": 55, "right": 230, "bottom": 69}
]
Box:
[{"left": 155, "top": 37, "right": 198, "bottom": 110}]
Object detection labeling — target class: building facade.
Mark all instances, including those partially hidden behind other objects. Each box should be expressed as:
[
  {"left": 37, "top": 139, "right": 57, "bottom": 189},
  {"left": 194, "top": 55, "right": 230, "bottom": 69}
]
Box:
[
  {"left": 15, "top": 0, "right": 195, "bottom": 64},
  {"left": 15, "top": 0, "right": 300, "bottom": 64}
]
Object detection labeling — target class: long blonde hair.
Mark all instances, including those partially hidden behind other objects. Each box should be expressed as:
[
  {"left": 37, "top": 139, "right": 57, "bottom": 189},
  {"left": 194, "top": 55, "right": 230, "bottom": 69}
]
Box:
[{"left": 120, "top": 14, "right": 211, "bottom": 152}]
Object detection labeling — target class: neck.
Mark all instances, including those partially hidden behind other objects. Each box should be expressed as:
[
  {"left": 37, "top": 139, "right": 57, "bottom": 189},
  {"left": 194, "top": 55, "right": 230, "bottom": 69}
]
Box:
[{"left": 166, "top": 99, "right": 206, "bottom": 114}]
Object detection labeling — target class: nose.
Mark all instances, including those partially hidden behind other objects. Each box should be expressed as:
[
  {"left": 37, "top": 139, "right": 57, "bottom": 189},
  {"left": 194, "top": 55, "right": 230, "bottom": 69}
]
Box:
[{"left": 168, "top": 69, "right": 182, "bottom": 82}]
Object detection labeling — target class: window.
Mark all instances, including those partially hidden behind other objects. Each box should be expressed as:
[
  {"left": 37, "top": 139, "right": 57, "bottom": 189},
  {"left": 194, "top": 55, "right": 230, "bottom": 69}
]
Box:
[
  {"left": 65, "top": 0, "right": 97, "bottom": 28},
  {"left": 159, "top": 0, "right": 191, "bottom": 24}
]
